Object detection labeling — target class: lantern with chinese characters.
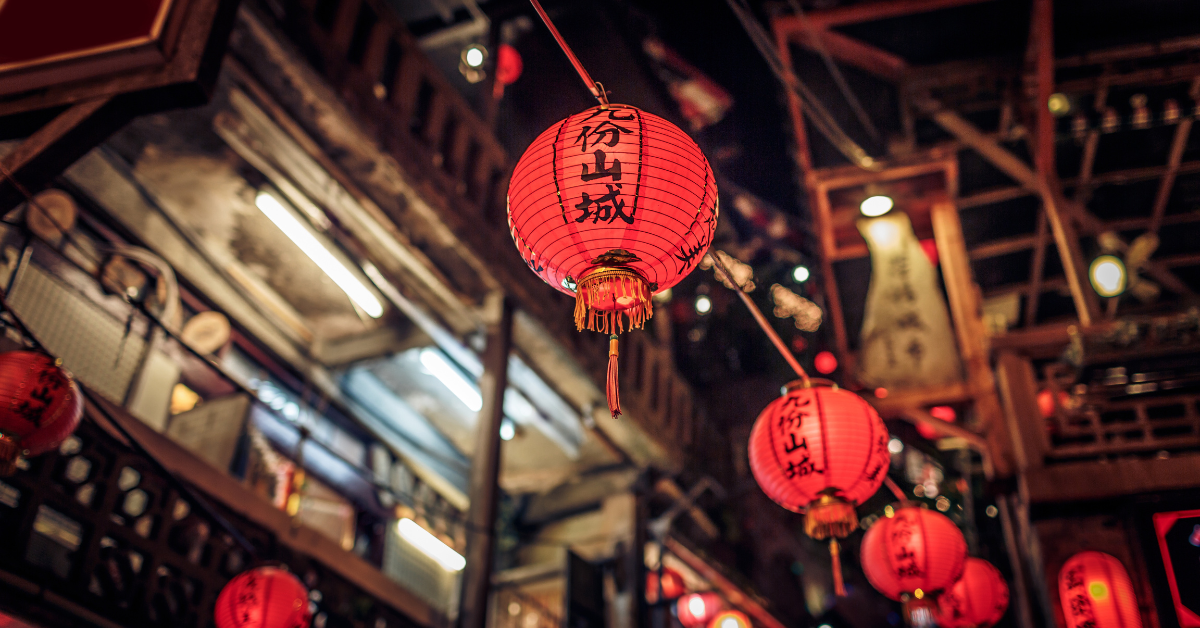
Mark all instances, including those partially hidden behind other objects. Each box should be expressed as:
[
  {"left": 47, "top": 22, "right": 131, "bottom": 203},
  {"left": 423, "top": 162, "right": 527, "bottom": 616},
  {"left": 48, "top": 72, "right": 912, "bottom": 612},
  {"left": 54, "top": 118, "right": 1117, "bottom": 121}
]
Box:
[
  {"left": 1058, "top": 551, "right": 1141, "bottom": 628},
  {"left": 707, "top": 610, "right": 751, "bottom": 628},
  {"left": 0, "top": 351, "right": 83, "bottom": 475},
  {"left": 937, "top": 558, "right": 1009, "bottom": 628},
  {"left": 747, "top": 381, "right": 890, "bottom": 595},
  {"left": 860, "top": 503, "right": 967, "bottom": 624},
  {"left": 508, "top": 104, "right": 718, "bottom": 417},
  {"left": 676, "top": 592, "right": 722, "bottom": 628},
  {"left": 646, "top": 566, "right": 687, "bottom": 602},
  {"left": 213, "top": 566, "right": 311, "bottom": 628}
]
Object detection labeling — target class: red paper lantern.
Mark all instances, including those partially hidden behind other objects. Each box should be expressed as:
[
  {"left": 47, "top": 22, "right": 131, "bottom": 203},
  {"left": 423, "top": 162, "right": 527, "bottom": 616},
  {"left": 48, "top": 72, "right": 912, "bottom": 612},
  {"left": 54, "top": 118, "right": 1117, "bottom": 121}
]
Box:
[
  {"left": 860, "top": 503, "right": 967, "bottom": 621},
  {"left": 676, "top": 592, "right": 722, "bottom": 628},
  {"left": 646, "top": 567, "right": 687, "bottom": 602},
  {"left": 1058, "top": 551, "right": 1141, "bottom": 628},
  {"left": 747, "top": 382, "right": 890, "bottom": 594},
  {"left": 0, "top": 351, "right": 83, "bottom": 474},
  {"left": 938, "top": 558, "right": 1010, "bottom": 628},
  {"left": 495, "top": 43, "right": 523, "bottom": 86},
  {"left": 214, "top": 566, "right": 311, "bottom": 628},
  {"left": 708, "top": 610, "right": 751, "bottom": 628},
  {"left": 508, "top": 104, "right": 718, "bottom": 417},
  {"left": 813, "top": 351, "right": 838, "bottom": 374}
]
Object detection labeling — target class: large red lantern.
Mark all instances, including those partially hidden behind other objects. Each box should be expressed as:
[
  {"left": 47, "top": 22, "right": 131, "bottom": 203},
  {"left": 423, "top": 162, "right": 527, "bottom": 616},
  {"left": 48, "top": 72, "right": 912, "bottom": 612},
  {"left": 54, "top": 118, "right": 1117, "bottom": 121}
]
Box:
[
  {"left": 1058, "top": 551, "right": 1141, "bottom": 628},
  {"left": 860, "top": 503, "right": 967, "bottom": 622},
  {"left": 646, "top": 566, "right": 687, "bottom": 602},
  {"left": 747, "top": 381, "right": 890, "bottom": 594},
  {"left": 508, "top": 104, "right": 718, "bottom": 417},
  {"left": 0, "top": 351, "right": 83, "bottom": 475},
  {"left": 214, "top": 566, "right": 311, "bottom": 628},
  {"left": 676, "top": 592, "right": 722, "bottom": 628},
  {"left": 937, "top": 558, "right": 1009, "bottom": 628}
]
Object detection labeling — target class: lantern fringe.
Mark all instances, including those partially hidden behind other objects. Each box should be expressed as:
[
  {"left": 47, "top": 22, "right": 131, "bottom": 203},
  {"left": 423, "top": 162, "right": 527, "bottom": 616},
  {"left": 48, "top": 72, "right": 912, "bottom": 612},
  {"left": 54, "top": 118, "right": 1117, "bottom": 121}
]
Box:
[
  {"left": 607, "top": 335, "right": 621, "bottom": 418},
  {"left": 805, "top": 492, "right": 858, "bottom": 540},
  {"left": 0, "top": 436, "right": 18, "bottom": 477},
  {"left": 829, "top": 539, "right": 846, "bottom": 597},
  {"left": 574, "top": 269, "right": 652, "bottom": 334}
]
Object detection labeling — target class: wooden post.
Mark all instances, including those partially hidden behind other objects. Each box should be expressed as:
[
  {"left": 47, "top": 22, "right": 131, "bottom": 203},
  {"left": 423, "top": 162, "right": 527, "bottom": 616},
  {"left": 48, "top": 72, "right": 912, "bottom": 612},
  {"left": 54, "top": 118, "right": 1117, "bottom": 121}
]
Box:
[{"left": 459, "top": 292, "right": 514, "bottom": 628}]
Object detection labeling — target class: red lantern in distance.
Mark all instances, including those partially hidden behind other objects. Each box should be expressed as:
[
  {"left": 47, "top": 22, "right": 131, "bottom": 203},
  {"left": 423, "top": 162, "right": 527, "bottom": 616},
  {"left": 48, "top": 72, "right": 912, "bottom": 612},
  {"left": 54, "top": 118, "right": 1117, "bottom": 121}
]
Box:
[
  {"left": 676, "top": 592, "right": 722, "bottom": 628},
  {"left": 495, "top": 43, "right": 523, "bottom": 86},
  {"left": 813, "top": 351, "right": 837, "bottom": 374},
  {"left": 748, "top": 382, "right": 890, "bottom": 595},
  {"left": 860, "top": 503, "right": 967, "bottom": 622},
  {"left": 0, "top": 351, "right": 83, "bottom": 475},
  {"left": 708, "top": 610, "right": 751, "bottom": 628},
  {"left": 1058, "top": 551, "right": 1141, "bottom": 628},
  {"left": 509, "top": 104, "right": 718, "bottom": 417},
  {"left": 646, "top": 567, "right": 687, "bottom": 602},
  {"left": 938, "top": 558, "right": 1010, "bottom": 628},
  {"left": 214, "top": 566, "right": 311, "bottom": 628}
]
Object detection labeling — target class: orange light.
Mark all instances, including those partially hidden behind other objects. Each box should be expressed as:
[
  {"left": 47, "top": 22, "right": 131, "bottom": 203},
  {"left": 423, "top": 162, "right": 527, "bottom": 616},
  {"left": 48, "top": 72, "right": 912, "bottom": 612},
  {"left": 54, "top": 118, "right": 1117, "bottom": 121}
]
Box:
[
  {"left": 814, "top": 351, "right": 838, "bottom": 374},
  {"left": 875, "top": 387, "right": 889, "bottom": 399}
]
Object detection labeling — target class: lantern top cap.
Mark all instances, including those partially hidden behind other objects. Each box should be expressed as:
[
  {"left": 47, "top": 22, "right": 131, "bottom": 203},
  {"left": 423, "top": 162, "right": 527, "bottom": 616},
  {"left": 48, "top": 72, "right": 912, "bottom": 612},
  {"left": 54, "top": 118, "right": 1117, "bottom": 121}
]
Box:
[{"left": 783, "top": 378, "right": 839, "bottom": 393}]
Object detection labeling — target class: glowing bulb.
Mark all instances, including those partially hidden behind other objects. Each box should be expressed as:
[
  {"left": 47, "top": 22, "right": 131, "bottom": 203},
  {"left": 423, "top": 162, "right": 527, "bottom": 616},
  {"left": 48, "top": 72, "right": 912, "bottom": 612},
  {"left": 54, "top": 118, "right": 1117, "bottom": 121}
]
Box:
[
  {"left": 792, "top": 265, "right": 810, "bottom": 283},
  {"left": 913, "top": 588, "right": 925, "bottom": 600},
  {"left": 695, "top": 295, "right": 712, "bottom": 315},
  {"left": 884, "top": 505, "right": 895, "bottom": 518},
  {"left": 865, "top": 218, "right": 901, "bottom": 247},
  {"left": 499, "top": 419, "right": 515, "bottom": 441},
  {"left": 687, "top": 595, "right": 706, "bottom": 617},
  {"left": 463, "top": 45, "right": 486, "bottom": 68},
  {"left": 986, "top": 505, "right": 999, "bottom": 518},
  {"left": 1089, "top": 255, "right": 1127, "bottom": 297},
  {"left": 397, "top": 518, "right": 465, "bottom": 571},
  {"left": 888, "top": 438, "right": 905, "bottom": 454},
  {"left": 721, "top": 619, "right": 739, "bottom": 628},
  {"left": 1048, "top": 92, "right": 1071, "bottom": 116},
  {"left": 255, "top": 192, "right": 383, "bottom": 317},
  {"left": 860, "top": 195, "right": 894, "bottom": 217}
]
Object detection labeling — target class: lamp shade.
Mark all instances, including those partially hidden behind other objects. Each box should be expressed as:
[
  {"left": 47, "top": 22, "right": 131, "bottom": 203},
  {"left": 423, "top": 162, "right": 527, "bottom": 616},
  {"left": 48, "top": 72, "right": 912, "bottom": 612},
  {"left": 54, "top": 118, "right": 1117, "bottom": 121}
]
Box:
[
  {"left": 508, "top": 104, "right": 718, "bottom": 417},
  {"left": 213, "top": 566, "right": 311, "bottom": 628},
  {"left": 0, "top": 351, "right": 83, "bottom": 474},
  {"left": 676, "top": 592, "right": 722, "bottom": 628},
  {"left": 1058, "top": 551, "right": 1141, "bottom": 628},
  {"left": 860, "top": 503, "right": 967, "bottom": 617},
  {"left": 938, "top": 558, "right": 1010, "bottom": 628}
]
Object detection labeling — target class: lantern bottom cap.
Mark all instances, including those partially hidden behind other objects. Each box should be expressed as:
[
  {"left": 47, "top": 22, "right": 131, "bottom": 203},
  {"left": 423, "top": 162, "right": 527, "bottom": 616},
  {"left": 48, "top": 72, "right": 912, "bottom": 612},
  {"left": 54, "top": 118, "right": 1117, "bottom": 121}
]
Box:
[{"left": 575, "top": 266, "right": 653, "bottom": 334}]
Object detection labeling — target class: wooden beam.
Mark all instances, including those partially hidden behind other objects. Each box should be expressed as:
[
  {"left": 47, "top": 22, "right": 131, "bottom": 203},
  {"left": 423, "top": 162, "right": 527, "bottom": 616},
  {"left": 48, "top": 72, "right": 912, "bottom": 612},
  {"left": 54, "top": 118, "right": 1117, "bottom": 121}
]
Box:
[
  {"left": 776, "top": 0, "right": 996, "bottom": 32},
  {"left": 1023, "top": 211, "right": 1049, "bottom": 326},
  {"left": 969, "top": 234, "right": 1039, "bottom": 261},
  {"left": 794, "top": 29, "right": 908, "bottom": 82},
  {"left": 994, "top": 351, "right": 1047, "bottom": 472},
  {"left": 1148, "top": 115, "right": 1194, "bottom": 233}
]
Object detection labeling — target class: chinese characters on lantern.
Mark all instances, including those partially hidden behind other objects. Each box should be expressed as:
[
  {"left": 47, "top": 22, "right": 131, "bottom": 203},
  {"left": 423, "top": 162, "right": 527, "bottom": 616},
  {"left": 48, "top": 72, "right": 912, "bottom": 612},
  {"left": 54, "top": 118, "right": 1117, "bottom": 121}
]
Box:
[
  {"left": 774, "top": 393, "right": 823, "bottom": 479},
  {"left": 570, "top": 109, "right": 637, "bottom": 226},
  {"left": 1061, "top": 565, "right": 1098, "bottom": 628}
]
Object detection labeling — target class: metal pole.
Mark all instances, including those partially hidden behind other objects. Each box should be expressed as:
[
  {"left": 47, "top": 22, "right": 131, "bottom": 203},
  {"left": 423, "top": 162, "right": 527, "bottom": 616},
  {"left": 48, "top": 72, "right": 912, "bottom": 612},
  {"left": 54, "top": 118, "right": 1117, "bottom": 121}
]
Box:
[{"left": 459, "top": 292, "right": 514, "bottom": 628}]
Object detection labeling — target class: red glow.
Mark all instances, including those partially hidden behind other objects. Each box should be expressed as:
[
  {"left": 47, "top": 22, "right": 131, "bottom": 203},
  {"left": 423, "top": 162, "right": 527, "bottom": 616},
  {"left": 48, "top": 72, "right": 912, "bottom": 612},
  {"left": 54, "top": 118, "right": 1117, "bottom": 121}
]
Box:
[
  {"left": 861, "top": 504, "right": 967, "bottom": 600},
  {"left": 1058, "top": 552, "right": 1142, "bottom": 628},
  {"left": 919, "top": 238, "right": 940, "bottom": 266},
  {"left": 676, "top": 592, "right": 723, "bottom": 627},
  {"left": 814, "top": 351, "right": 838, "bottom": 374},
  {"left": 495, "top": 43, "right": 523, "bottom": 86},
  {"left": 929, "top": 406, "right": 957, "bottom": 422},
  {"left": 937, "top": 558, "right": 1010, "bottom": 628},
  {"left": 214, "top": 566, "right": 311, "bottom": 628},
  {"left": 875, "top": 387, "right": 889, "bottom": 399},
  {"left": 646, "top": 567, "right": 687, "bottom": 602},
  {"left": 1037, "top": 389, "right": 1069, "bottom": 419}
]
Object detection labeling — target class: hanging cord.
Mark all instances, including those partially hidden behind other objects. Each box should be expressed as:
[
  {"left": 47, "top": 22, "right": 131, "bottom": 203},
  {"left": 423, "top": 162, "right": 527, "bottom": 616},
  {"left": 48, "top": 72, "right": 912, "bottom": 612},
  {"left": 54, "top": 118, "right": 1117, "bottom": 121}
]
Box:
[
  {"left": 723, "top": 0, "right": 878, "bottom": 171},
  {"left": 784, "top": 0, "right": 880, "bottom": 141},
  {"left": 528, "top": 0, "right": 610, "bottom": 107},
  {"left": 883, "top": 475, "right": 907, "bottom": 501},
  {"left": 707, "top": 252, "right": 810, "bottom": 387}
]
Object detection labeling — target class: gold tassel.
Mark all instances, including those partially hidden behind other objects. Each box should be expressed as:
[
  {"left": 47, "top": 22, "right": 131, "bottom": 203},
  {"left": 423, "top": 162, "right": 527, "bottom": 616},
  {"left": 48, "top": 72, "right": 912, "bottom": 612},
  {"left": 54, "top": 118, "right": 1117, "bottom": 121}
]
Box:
[{"left": 573, "top": 267, "right": 652, "bottom": 334}]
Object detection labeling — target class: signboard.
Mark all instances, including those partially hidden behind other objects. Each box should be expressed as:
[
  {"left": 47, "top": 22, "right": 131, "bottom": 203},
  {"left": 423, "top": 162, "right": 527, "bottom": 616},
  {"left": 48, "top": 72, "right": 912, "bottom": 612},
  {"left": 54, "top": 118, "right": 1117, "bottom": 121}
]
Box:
[{"left": 1154, "top": 508, "right": 1200, "bottom": 627}]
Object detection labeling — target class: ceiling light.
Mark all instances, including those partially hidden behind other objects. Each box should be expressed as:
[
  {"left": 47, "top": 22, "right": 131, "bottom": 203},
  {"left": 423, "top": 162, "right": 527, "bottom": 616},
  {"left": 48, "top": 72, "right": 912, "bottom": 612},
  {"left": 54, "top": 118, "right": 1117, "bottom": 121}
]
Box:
[
  {"left": 499, "top": 419, "right": 516, "bottom": 441},
  {"left": 397, "top": 518, "right": 465, "bottom": 571},
  {"left": 462, "top": 44, "right": 487, "bottom": 69},
  {"left": 694, "top": 295, "right": 712, "bottom": 315},
  {"left": 791, "top": 265, "right": 810, "bottom": 283},
  {"left": 860, "top": 195, "right": 894, "bottom": 217},
  {"left": 255, "top": 191, "right": 383, "bottom": 318},
  {"left": 420, "top": 348, "right": 482, "bottom": 412},
  {"left": 1089, "top": 254, "right": 1127, "bottom": 297}
]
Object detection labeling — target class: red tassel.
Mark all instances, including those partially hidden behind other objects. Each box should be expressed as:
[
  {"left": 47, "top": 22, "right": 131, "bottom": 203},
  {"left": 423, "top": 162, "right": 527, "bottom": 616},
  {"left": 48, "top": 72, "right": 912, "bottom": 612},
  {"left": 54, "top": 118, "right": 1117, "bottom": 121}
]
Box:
[
  {"left": 607, "top": 335, "right": 621, "bottom": 418},
  {"left": 830, "top": 539, "right": 846, "bottom": 596}
]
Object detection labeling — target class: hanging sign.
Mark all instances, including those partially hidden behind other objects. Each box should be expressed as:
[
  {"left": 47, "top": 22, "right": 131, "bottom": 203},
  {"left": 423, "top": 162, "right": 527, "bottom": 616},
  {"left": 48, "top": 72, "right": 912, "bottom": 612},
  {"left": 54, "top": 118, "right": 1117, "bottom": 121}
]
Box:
[
  {"left": 857, "top": 213, "right": 963, "bottom": 389},
  {"left": 1154, "top": 508, "right": 1200, "bottom": 627}
]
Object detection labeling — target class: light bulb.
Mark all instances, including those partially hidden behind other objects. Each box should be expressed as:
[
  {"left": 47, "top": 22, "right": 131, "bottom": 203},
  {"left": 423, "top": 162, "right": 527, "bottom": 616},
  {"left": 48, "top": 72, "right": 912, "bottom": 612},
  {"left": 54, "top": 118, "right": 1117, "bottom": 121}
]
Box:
[
  {"left": 860, "top": 195, "right": 894, "bottom": 217},
  {"left": 1089, "top": 255, "right": 1127, "bottom": 297},
  {"left": 695, "top": 295, "right": 712, "bottom": 315},
  {"left": 792, "top": 265, "right": 810, "bottom": 283}
]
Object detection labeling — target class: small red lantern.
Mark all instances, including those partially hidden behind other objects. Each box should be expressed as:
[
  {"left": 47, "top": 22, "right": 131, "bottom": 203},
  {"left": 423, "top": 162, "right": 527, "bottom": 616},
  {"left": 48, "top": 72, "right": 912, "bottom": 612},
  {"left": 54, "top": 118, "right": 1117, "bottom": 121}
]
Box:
[
  {"left": 0, "top": 351, "right": 83, "bottom": 475},
  {"left": 938, "top": 558, "right": 1010, "bottom": 628},
  {"left": 214, "top": 566, "right": 311, "bottom": 628},
  {"left": 676, "top": 592, "right": 722, "bottom": 628},
  {"left": 495, "top": 43, "right": 523, "bottom": 86},
  {"left": 860, "top": 503, "right": 967, "bottom": 622},
  {"left": 813, "top": 351, "right": 838, "bottom": 374},
  {"left": 1058, "top": 551, "right": 1141, "bottom": 628},
  {"left": 747, "top": 382, "right": 890, "bottom": 595},
  {"left": 508, "top": 104, "right": 718, "bottom": 417},
  {"left": 708, "top": 610, "right": 751, "bottom": 628},
  {"left": 646, "top": 567, "right": 687, "bottom": 602}
]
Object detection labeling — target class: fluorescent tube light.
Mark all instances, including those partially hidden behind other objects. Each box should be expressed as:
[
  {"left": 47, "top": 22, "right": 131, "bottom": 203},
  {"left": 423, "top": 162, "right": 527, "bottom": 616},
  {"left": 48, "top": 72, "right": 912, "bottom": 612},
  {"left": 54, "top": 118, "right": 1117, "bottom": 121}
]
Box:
[
  {"left": 398, "top": 518, "right": 465, "bottom": 571},
  {"left": 255, "top": 191, "right": 383, "bottom": 318},
  {"left": 420, "top": 348, "right": 482, "bottom": 411}
]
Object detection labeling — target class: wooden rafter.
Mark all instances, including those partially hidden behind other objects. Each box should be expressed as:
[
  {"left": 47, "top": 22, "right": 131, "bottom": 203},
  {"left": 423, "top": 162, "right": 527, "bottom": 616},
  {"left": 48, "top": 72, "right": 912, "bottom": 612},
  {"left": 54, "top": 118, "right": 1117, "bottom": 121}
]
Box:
[{"left": 774, "top": 0, "right": 996, "bottom": 32}]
